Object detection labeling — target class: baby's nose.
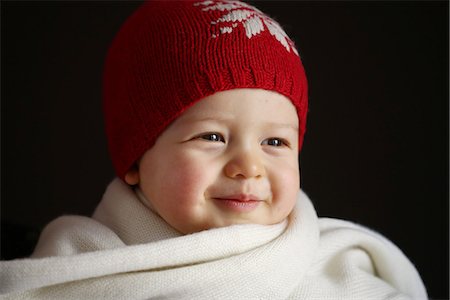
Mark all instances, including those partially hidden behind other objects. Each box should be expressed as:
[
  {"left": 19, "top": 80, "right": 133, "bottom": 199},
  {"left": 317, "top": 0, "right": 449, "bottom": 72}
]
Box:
[{"left": 224, "top": 149, "right": 266, "bottom": 179}]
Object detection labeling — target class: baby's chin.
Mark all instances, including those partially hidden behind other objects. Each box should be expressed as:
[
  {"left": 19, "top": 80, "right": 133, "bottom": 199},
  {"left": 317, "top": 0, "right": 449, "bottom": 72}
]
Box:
[{"left": 171, "top": 212, "right": 293, "bottom": 235}]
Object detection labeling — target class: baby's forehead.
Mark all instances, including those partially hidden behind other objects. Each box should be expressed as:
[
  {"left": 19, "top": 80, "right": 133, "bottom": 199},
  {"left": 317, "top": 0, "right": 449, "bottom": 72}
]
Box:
[{"left": 173, "top": 88, "right": 299, "bottom": 130}]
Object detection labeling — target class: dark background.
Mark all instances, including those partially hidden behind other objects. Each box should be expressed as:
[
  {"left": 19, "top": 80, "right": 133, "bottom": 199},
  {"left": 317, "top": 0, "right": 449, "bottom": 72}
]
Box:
[{"left": 2, "top": 1, "right": 448, "bottom": 298}]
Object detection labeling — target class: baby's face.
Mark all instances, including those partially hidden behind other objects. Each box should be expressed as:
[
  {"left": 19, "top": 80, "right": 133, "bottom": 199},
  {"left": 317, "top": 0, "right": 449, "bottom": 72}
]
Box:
[{"left": 127, "top": 88, "right": 300, "bottom": 234}]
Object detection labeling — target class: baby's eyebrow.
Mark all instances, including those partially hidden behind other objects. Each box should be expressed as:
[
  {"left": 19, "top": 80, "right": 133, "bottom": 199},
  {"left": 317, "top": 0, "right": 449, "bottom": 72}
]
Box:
[
  {"left": 265, "top": 122, "right": 299, "bottom": 132},
  {"left": 179, "top": 115, "right": 234, "bottom": 124},
  {"left": 178, "top": 115, "right": 298, "bottom": 132}
]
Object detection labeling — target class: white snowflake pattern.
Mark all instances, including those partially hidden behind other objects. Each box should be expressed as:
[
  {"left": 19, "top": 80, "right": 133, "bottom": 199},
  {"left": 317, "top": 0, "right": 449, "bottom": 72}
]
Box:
[{"left": 194, "top": 0, "right": 298, "bottom": 56}]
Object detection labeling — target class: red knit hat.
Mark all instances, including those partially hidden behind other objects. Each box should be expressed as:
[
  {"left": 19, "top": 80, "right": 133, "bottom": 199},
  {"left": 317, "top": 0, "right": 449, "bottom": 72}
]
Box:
[{"left": 103, "top": 0, "right": 308, "bottom": 179}]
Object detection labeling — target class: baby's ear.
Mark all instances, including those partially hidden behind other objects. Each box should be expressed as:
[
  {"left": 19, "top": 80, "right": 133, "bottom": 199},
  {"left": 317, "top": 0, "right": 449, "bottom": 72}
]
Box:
[{"left": 124, "top": 165, "right": 140, "bottom": 185}]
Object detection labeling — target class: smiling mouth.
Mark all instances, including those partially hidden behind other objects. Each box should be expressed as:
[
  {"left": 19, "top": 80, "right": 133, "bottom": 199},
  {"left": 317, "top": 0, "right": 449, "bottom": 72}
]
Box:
[{"left": 213, "top": 195, "right": 263, "bottom": 212}]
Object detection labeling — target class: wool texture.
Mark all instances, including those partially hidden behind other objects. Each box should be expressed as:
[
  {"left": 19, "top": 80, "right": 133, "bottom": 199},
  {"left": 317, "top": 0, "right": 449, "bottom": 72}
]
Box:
[
  {"left": 103, "top": 0, "right": 308, "bottom": 179},
  {"left": 0, "top": 179, "right": 427, "bottom": 299}
]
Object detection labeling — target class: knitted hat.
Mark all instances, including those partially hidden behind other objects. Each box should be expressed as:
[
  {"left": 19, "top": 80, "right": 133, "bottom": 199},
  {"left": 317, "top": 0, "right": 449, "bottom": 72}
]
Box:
[{"left": 103, "top": 0, "right": 308, "bottom": 179}]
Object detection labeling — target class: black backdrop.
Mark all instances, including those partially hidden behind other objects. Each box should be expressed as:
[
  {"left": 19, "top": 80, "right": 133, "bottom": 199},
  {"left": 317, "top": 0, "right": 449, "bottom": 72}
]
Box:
[{"left": 2, "top": 1, "right": 448, "bottom": 298}]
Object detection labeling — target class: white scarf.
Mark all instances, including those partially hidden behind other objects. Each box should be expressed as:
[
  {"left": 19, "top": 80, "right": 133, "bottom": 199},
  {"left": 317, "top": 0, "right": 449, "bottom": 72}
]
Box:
[{"left": 0, "top": 179, "right": 427, "bottom": 299}]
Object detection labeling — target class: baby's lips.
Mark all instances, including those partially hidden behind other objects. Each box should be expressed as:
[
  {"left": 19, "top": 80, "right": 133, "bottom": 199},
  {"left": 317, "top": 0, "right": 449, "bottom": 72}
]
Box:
[{"left": 213, "top": 194, "right": 265, "bottom": 202}]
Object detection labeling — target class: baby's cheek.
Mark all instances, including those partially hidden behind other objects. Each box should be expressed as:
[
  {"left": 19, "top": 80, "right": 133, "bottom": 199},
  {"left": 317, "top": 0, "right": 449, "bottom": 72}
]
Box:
[
  {"left": 164, "top": 156, "right": 209, "bottom": 205},
  {"left": 272, "top": 165, "right": 299, "bottom": 213},
  {"left": 159, "top": 156, "right": 214, "bottom": 233}
]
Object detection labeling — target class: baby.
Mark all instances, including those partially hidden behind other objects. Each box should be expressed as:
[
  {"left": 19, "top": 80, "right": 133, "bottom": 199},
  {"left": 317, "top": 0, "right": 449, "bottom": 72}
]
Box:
[{"left": 1, "top": 1, "right": 427, "bottom": 299}]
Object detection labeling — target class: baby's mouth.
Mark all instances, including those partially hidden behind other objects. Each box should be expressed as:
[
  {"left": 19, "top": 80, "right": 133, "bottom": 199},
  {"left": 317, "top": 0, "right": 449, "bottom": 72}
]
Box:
[{"left": 212, "top": 194, "right": 264, "bottom": 213}]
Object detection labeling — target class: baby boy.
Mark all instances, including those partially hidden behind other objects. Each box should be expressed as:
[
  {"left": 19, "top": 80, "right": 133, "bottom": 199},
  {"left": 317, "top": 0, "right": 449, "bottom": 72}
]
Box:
[{"left": 0, "top": 1, "right": 427, "bottom": 299}]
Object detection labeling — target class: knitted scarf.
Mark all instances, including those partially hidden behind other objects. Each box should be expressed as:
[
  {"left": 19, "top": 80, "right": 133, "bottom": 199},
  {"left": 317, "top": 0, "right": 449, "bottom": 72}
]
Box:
[{"left": 0, "top": 179, "right": 427, "bottom": 299}]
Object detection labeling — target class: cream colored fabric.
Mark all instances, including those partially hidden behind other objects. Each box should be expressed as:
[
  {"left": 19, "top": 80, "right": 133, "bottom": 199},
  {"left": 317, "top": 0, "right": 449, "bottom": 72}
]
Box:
[{"left": 0, "top": 179, "right": 427, "bottom": 299}]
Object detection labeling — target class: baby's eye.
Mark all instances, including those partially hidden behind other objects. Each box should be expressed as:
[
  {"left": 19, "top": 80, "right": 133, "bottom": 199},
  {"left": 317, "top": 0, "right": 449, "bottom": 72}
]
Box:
[
  {"left": 197, "top": 133, "right": 225, "bottom": 143},
  {"left": 262, "top": 138, "right": 288, "bottom": 147}
]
